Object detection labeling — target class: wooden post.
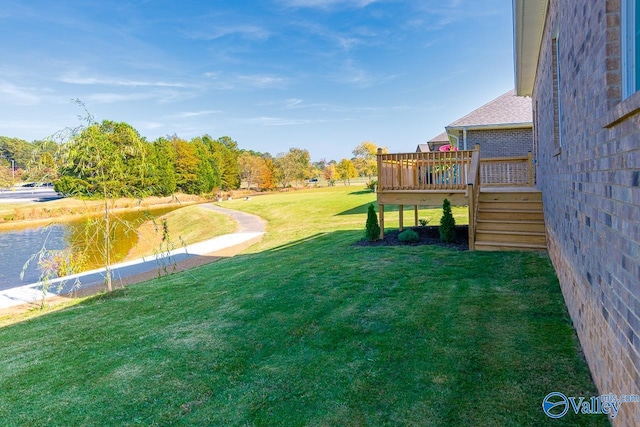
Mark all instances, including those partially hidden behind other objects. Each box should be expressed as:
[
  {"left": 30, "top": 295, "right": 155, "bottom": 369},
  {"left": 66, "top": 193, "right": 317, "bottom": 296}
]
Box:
[
  {"left": 414, "top": 205, "right": 419, "bottom": 226},
  {"left": 468, "top": 184, "right": 475, "bottom": 251},
  {"left": 379, "top": 204, "right": 385, "bottom": 239},
  {"left": 527, "top": 151, "right": 533, "bottom": 186},
  {"left": 399, "top": 205, "right": 404, "bottom": 231},
  {"left": 377, "top": 148, "right": 383, "bottom": 191}
]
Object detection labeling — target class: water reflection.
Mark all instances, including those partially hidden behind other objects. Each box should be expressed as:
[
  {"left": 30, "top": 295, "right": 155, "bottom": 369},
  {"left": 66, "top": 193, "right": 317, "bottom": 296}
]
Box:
[{"left": 0, "top": 207, "right": 177, "bottom": 290}]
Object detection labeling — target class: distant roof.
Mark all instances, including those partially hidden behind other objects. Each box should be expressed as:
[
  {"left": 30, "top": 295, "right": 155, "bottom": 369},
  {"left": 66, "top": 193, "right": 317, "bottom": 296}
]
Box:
[
  {"left": 416, "top": 143, "right": 431, "bottom": 152},
  {"left": 446, "top": 89, "right": 532, "bottom": 129},
  {"left": 428, "top": 132, "right": 450, "bottom": 143}
]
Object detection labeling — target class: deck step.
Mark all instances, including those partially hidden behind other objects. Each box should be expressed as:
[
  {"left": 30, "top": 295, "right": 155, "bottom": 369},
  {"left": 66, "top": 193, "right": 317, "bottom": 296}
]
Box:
[
  {"left": 474, "top": 241, "right": 548, "bottom": 251},
  {"left": 476, "top": 219, "right": 546, "bottom": 233},
  {"left": 478, "top": 201, "right": 543, "bottom": 211},
  {"left": 475, "top": 230, "right": 547, "bottom": 245},
  {"left": 477, "top": 209, "right": 544, "bottom": 221},
  {"left": 478, "top": 191, "right": 542, "bottom": 202},
  {"left": 474, "top": 189, "right": 547, "bottom": 251}
]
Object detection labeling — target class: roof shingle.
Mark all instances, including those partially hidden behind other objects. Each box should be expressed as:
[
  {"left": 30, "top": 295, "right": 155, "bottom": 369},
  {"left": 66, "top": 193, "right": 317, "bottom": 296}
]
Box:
[{"left": 447, "top": 89, "right": 532, "bottom": 128}]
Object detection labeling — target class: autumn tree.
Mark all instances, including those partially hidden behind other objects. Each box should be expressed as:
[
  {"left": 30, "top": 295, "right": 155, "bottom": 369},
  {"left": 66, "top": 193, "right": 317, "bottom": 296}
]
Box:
[
  {"left": 335, "top": 158, "right": 357, "bottom": 185},
  {"left": 352, "top": 141, "right": 387, "bottom": 179},
  {"left": 258, "top": 156, "right": 278, "bottom": 190},
  {"left": 238, "top": 152, "right": 264, "bottom": 190},
  {"left": 276, "top": 148, "right": 311, "bottom": 187},
  {"left": 323, "top": 163, "right": 336, "bottom": 186}
]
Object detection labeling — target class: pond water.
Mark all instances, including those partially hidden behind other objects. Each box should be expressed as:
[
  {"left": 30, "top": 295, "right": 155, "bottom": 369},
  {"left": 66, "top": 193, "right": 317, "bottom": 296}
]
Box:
[{"left": 0, "top": 207, "right": 178, "bottom": 291}]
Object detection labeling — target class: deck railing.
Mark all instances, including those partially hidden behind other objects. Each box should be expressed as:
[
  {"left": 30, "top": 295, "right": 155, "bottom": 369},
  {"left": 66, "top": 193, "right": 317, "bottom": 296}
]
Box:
[
  {"left": 480, "top": 153, "right": 534, "bottom": 186},
  {"left": 377, "top": 150, "right": 474, "bottom": 191}
]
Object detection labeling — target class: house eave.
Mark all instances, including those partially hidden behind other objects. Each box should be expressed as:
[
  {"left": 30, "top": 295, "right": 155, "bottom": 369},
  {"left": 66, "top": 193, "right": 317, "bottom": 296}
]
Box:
[
  {"left": 445, "top": 122, "right": 533, "bottom": 133},
  {"left": 513, "top": 0, "right": 548, "bottom": 96}
]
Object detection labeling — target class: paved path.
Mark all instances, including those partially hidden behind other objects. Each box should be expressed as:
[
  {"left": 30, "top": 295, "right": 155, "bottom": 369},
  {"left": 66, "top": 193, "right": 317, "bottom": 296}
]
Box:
[
  {"left": 0, "top": 187, "right": 62, "bottom": 203},
  {"left": 0, "top": 204, "right": 265, "bottom": 310}
]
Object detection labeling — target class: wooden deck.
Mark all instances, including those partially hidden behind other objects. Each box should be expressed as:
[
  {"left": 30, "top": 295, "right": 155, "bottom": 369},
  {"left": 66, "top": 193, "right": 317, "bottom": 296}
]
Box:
[{"left": 376, "top": 147, "right": 545, "bottom": 251}]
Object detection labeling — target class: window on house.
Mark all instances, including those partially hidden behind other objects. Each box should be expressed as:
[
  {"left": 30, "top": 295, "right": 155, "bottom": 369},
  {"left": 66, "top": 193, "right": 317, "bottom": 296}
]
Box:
[
  {"left": 552, "top": 35, "right": 563, "bottom": 151},
  {"left": 622, "top": 0, "right": 640, "bottom": 98}
]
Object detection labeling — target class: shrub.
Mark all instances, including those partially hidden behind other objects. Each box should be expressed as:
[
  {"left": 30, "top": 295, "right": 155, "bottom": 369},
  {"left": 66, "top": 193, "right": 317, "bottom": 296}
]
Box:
[
  {"left": 365, "top": 204, "right": 381, "bottom": 241},
  {"left": 439, "top": 198, "right": 456, "bottom": 243},
  {"left": 418, "top": 218, "right": 430, "bottom": 227},
  {"left": 366, "top": 179, "right": 378, "bottom": 191},
  {"left": 398, "top": 228, "right": 419, "bottom": 243}
]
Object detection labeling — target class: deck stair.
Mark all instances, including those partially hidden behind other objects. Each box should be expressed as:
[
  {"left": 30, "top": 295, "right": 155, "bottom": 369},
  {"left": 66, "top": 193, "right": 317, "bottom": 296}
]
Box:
[{"left": 474, "top": 190, "right": 547, "bottom": 251}]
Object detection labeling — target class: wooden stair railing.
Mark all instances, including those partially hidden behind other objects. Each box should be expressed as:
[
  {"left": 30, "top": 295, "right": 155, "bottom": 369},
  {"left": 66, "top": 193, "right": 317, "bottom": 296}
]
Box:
[{"left": 467, "top": 145, "right": 481, "bottom": 251}]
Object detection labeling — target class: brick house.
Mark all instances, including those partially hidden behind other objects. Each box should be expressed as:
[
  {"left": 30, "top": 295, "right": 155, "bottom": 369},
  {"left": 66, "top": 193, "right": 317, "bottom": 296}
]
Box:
[
  {"left": 514, "top": 0, "right": 640, "bottom": 424},
  {"left": 425, "top": 90, "right": 534, "bottom": 158}
]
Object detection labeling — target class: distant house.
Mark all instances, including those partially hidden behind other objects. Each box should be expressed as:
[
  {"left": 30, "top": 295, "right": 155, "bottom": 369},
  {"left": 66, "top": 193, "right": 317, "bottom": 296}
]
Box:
[
  {"left": 421, "top": 132, "right": 449, "bottom": 152},
  {"left": 425, "top": 90, "right": 533, "bottom": 158},
  {"left": 515, "top": 0, "right": 640, "bottom": 424}
]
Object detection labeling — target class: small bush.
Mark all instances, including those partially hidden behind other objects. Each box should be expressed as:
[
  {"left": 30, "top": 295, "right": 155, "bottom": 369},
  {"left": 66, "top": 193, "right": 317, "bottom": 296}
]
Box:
[
  {"left": 439, "top": 198, "right": 456, "bottom": 243},
  {"left": 366, "top": 179, "right": 378, "bottom": 191},
  {"left": 418, "top": 218, "right": 430, "bottom": 227},
  {"left": 365, "top": 204, "right": 381, "bottom": 241},
  {"left": 398, "top": 229, "right": 419, "bottom": 243}
]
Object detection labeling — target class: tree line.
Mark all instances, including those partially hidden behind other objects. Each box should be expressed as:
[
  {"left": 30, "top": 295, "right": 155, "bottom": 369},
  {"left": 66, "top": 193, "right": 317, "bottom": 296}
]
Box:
[{"left": 0, "top": 122, "right": 387, "bottom": 196}]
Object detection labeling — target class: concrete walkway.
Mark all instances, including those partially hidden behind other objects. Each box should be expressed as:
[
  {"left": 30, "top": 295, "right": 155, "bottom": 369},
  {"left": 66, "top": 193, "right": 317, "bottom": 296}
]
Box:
[{"left": 0, "top": 204, "right": 265, "bottom": 310}]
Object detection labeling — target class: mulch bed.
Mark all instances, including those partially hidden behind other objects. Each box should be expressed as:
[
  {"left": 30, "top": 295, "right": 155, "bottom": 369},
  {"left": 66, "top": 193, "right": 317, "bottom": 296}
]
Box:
[{"left": 354, "top": 225, "right": 469, "bottom": 250}]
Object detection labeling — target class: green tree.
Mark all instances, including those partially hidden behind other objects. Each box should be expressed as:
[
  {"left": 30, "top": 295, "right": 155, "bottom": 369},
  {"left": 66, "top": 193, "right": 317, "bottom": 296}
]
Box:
[
  {"left": 439, "top": 199, "right": 457, "bottom": 243},
  {"left": 56, "top": 120, "right": 152, "bottom": 198},
  {"left": 0, "top": 136, "right": 35, "bottom": 169},
  {"left": 192, "top": 137, "right": 218, "bottom": 194},
  {"left": 172, "top": 138, "right": 201, "bottom": 194},
  {"left": 150, "top": 138, "right": 177, "bottom": 196},
  {"left": 365, "top": 204, "right": 381, "bottom": 241},
  {"left": 207, "top": 136, "right": 241, "bottom": 190}
]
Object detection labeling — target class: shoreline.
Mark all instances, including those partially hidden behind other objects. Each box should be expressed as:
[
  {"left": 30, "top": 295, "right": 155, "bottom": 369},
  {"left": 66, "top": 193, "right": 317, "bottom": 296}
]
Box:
[
  {"left": 0, "top": 205, "right": 266, "bottom": 319},
  {"left": 0, "top": 194, "right": 208, "bottom": 232}
]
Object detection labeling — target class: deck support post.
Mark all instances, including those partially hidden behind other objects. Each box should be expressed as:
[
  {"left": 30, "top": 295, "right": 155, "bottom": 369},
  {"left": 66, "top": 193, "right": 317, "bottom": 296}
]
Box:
[
  {"left": 379, "top": 204, "right": 385, "bottom": 239},
  {"left": 399, "top": 205, "right": 404, "bottom": 231},
  {"left": 414, "top": 205, "right": 419, "bottom": 226},
  {"left": 527, "top": 151, "right": 533, "bottom": 186}
]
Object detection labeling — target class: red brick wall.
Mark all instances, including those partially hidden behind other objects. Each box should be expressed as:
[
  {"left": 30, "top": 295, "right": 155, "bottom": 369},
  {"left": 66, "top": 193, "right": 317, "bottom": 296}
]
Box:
[{"left": 533, "top": 1, "right": 640, "bottom": 425}]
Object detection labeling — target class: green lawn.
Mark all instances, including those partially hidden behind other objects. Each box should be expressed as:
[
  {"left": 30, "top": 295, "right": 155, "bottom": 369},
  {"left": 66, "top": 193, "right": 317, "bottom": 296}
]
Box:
[{"left": 0, "top": 186, "right": 606, "bottom": 426}]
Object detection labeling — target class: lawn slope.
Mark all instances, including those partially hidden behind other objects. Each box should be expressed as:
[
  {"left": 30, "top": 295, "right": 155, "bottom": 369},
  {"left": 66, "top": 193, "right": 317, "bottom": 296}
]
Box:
[{"left": 0, "top": 186, "right": 606, "bottom": 426}]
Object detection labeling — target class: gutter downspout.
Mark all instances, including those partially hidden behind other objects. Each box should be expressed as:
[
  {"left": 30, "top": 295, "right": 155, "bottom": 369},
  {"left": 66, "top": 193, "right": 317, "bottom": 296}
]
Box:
[{"left": 463, "top": 127, "right": 468, "bottom": 150}]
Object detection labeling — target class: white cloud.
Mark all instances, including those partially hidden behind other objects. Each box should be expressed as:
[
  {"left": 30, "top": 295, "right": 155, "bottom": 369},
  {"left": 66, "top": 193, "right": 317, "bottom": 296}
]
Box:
[
  {"left": 203, "top": 72, "right": 289, "bottom": 90},
  {"left": 169, "top": 110, "right": 221, "bottom": 119},
  {"left": 135, "top": 121, "right": 165, "bottom": 130},
  {"left": 0, "top": 81, "right": 41, "bottom": 105},
  {"left": 329, "top": 58, "right": 398, "bottom": 88},
  {"left": 247, "top": 116, "right": 316, "bottom": 126},
  {"left": 278, "top": 98, "right": 409, "bottom": 114},
  {"left": 186, "top": 25, "right": 270, "bottom": 41},
  {"left": 84, "top": 92, "right": 154, "bottom": 104},
  {"left": 278, "top": 0, "right": 381, "bottom": 10},
  {"left": 59, "top": 73, "right": 190, "bottom": 88}
]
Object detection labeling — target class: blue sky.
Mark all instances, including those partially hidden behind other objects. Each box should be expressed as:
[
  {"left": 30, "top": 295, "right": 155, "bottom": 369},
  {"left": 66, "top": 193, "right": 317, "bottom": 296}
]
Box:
[{"left": 0, "top": 0, "right": 515, "bottom": 161}]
